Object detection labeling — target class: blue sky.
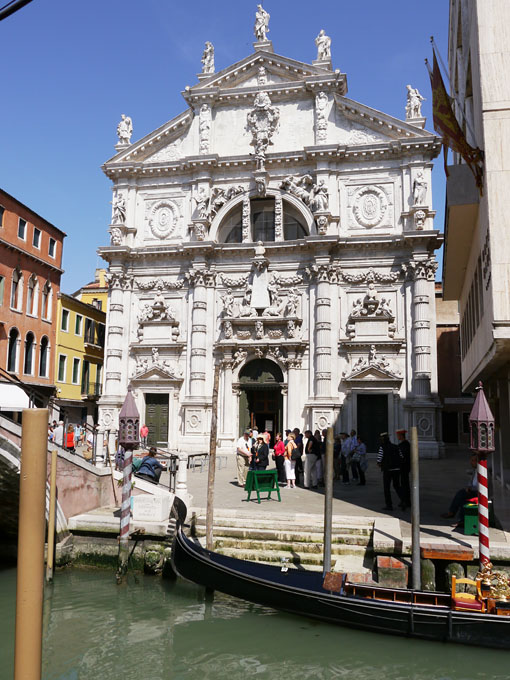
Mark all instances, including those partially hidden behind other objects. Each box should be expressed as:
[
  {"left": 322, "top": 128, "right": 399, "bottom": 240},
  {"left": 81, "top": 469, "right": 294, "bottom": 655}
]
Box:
[{"left": 0, "top": 0, "right": 449, "bottom": 293}]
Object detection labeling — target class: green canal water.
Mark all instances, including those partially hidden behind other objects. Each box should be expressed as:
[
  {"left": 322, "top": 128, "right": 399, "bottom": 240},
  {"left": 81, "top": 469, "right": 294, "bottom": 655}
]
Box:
[{"left": 0, "top": 567, "right": 509, "bottom": 679}]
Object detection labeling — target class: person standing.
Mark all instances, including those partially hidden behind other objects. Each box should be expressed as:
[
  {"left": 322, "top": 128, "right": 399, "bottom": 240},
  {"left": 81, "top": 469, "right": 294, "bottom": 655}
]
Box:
[
  {"left": 377, "top": 432, "right": 405, "bottom": 511},
  {"left": 273, "top": 432, "right": 286, "bottom": 484},
  {"left": 236, "top": 430, "right": 252, "bottom": 486},
  {"left": 65, "top": 424, "right": 75, "bottom": 453},
  {"left": 284, "top": 433, "right": 297, "bottom": 489},
  {"left": 140, "top": 424, "right": 149, "bottom": 448},
  {"left": 340, "top": 432, "right": 350, "bottom": 484},
  {"left": 53, "top": 420, "right": 64, "bottom": 447},
  {"left": 347, "top": 429, "right": 359, "bottom": 481},
  {"left": 396, "top": 428, "right": 411, "bottom": 507},
  {"left": 292, "top": 428, "right": 304, "bottom": 486},
  {"left": 352, "top": 436, "right": 367, "bottom": 486},
  {"left": 303, "top": 430, "right": 320, "bottom": 489},
  {"left": 251, "top": 435, "right": 269, "bottom": 470}
]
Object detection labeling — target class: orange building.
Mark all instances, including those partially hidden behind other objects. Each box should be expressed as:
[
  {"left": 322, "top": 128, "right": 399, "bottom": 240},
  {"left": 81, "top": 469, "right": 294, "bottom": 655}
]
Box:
[{"left": 0, "top": 188, "right": 66, "bottom": 406}]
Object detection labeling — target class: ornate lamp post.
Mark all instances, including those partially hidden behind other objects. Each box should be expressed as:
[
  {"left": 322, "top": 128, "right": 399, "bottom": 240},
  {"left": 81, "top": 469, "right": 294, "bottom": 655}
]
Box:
[
  {"left": 469, "top": 381, "right": 495, "bottom": 568},
  {"left": 117, "top": 386, "right": 139, "bottom": 581}
]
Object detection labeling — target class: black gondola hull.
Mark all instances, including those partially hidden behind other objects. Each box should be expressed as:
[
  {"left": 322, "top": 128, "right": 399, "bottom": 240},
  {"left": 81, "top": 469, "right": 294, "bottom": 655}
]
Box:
[{"left": 172, "top": 528, "right": 510, "bottom": 649}]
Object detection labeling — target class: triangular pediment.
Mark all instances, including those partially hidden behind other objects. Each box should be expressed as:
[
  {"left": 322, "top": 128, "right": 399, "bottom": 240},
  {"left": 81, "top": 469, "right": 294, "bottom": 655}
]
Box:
[
  {"left": 188, "top": 50, "right": 336, "bottom": 93},
  {"left": 131, "top": 365, "right": 183, "bottom": 382},
  {"left": 344, "top": 364, "right": 402, "bottom": 382}
]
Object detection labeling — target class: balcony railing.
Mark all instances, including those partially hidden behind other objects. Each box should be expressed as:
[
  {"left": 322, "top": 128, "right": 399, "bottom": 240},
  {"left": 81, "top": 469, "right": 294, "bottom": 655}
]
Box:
[{"left": 81, "top": 382, "right": 102, "bottom": 399}]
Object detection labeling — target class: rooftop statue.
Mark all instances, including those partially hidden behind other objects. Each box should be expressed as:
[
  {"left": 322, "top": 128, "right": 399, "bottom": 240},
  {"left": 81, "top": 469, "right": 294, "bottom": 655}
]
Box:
[
  {"left": 116, "top": 114, "right": 132, "bottom": 145},
  {"left": 405, "top": 85, "right": 425, "bottom": 120},
  {"left": 254, "top": 4, "right": 270, "bottom": 41},
  {"left": 315, "top": 29, "right": 331, "bottom": 61},
  {"left": 201, "top": 41, "right": 215, "bottom": 74}
]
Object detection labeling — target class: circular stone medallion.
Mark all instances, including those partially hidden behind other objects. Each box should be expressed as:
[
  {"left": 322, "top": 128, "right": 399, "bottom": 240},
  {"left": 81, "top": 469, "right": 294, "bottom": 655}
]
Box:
[
  {"left": 148, "top": 200, "right": 179, "bottom": 239},
  {"left": 352, "top": 186, "right": 388, "bottom": 228}
]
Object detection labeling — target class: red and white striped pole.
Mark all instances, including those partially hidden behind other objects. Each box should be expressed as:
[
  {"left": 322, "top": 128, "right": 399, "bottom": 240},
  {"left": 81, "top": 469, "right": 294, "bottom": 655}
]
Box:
[
  {"left": 477, "top": 455, "right": 490, "bottom": 568},
  {"left": 118, "top": 446, "right": 133, "bottom": 580}
]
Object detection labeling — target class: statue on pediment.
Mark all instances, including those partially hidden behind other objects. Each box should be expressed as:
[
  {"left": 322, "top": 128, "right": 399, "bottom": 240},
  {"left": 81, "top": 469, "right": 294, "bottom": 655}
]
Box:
[
  {"left": 116, "top": 114, "right": 132, "bottom": 145},
  {"left": 315, "top": 29, "right": 331, "bottom": 61},
  {"left": 201, "top": 41, "right": 215, "bottom": 74},
  {"left": 254, "top": 4, "right": 270, "bottom": 41},
  {"left": 406, "top": 85, "right": 425, "bottom": 120}
]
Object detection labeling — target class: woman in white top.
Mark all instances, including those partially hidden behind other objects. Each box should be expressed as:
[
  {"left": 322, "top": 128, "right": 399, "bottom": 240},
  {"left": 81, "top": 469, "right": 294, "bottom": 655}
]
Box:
[{"left": 284, "top": 432, "right": 297, "bottom": 488}]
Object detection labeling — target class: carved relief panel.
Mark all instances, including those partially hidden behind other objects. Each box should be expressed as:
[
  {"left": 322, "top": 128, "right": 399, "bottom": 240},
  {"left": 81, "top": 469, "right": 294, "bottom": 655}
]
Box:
[
  {"left": 144, "top": 196, "right": 184, "bottom": 241},
  {"left": 346, "top": 182, "right": 394, "bottom": 231}
]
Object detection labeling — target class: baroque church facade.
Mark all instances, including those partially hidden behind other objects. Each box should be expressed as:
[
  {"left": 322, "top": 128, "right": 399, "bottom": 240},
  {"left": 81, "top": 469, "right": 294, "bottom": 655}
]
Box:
[{"left": 98, "top": 14, "right": 443, "bottom": 457}]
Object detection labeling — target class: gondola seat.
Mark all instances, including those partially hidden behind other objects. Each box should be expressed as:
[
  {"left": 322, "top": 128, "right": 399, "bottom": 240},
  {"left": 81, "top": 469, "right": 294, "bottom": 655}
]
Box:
[{"left": 451, "top": 576, "right": 485, "bottom": 612}]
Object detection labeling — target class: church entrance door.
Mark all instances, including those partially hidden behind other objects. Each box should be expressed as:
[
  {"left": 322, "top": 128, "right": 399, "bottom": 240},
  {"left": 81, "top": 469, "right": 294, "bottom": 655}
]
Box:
[
  {"left": 357, "top": 394, "right": 388, "bottom": 453},
  {"left": 145, "top": 393, "right": 169, "bottom": 447},
  {"left": 238, "top": 360, "right": 284, "bottom": 446}
]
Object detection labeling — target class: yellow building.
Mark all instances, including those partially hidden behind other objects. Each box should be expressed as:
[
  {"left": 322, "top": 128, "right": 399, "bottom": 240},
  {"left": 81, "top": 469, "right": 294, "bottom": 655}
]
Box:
[
  {"left": 54, "top": 292, "right": 106, "bottom": 425},
  {"left": 73, "top": 268, "right": 108, "bottom": 311}
]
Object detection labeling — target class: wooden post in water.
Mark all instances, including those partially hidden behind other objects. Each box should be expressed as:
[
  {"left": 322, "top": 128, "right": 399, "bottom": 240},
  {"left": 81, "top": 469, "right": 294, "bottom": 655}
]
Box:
[
  {"left": 410, "top": 426, "right": 421, "bottom": 590},
  {"left": 14, "top": 408, "right": 48, "bottom": 680},
  {"left": 206, "top": 362, "right": 220, "bottom": 551},
  {"left": 323, "top": 426, "right": 334, "bottom": 575},
  {"left": 45, "top": 449, "right": 58, "bottom": 583}
]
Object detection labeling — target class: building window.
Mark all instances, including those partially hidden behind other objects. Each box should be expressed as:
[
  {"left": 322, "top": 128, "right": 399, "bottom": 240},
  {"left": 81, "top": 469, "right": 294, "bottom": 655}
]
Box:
[
  {"left": 26, "top": 274, "right": 38, "bottom": 316},
  {"left": 24, "top": 332, "right": 35, "bottom": 375},
  {"left": 97, "top": 323, "right": 105, "bottom": 348},
  {"left": 72, "top": 357, "right": 80, "bottom": 385},
  {"left": 18, "top": 218, "right": 26, "bottom": 240},
  {"left": 84, "top": 318, "right": 95, "bottom": 344},
  {"left": 7, "top": 327, "right": 19, "bottom": 372},
  {"left": 0, "top": 275, "right": 4, "bottom": 306},
  {"left": 219, "top": 198, "right": 309, "bottom": 243},
  {"left": 75, "top": 314, "right": 83, "bottom": 336},
  {"left": 92, "top": 297, "right": 102, "bottom": 310},
  {"left": 10, "top": 268, "right": 22, "bottom": 310},
  {"left": 61, "top": 308, "right": 69, "bottom": 332},
  {"left": 251, "top": 199, "right": 275, "bottom": 242},
  {"left": 48, "top": 238, "right": 56, "bottom": 258},
  {"left": 81, "top": 360, "right": 90, "bottom": 394},
  {"left": 57, "top": 355, "right": 67, "bottom": 382},
  {"left": 33, "top": 227, "right": 41, "bottom": 249},
  {"left": 0, "top": 206, "right": 4, "bottom": 227},
  {"left": 39, "top": 336, "right": 49, "bottom": 378},
  {"left": 41, "top": 280, "right": 52, "bottom": 320}
]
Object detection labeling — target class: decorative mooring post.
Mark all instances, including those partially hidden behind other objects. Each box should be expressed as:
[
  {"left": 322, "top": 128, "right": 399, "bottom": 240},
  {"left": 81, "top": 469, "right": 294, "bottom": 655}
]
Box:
[
  {"left": 117, "top": 386, "right": 140, "bottom": 582},
  {"left": 469, "top": 382, "right": 495, "bottom": 569}
]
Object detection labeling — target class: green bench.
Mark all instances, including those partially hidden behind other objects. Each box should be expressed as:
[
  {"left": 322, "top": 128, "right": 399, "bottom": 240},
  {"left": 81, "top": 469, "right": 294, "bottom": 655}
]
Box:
[{"left": 245, "top": 469, "right": 281, "bottom": 504}]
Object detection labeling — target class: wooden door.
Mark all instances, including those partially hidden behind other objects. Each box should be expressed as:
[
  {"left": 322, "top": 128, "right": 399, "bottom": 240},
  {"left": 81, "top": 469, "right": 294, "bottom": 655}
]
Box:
[{"left": 145, "top": 393, "right": 169, "bottom": 447}]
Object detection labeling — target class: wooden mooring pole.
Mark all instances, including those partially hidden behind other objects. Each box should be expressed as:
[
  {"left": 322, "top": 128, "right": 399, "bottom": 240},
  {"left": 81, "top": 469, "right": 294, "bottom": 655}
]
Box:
[
  {"left": 323, "top": 426, "right": 334, "bottom": 575},
  {"left": 410, "top": 426, "right": 421, "bottom": 590},
  {"left": 45, "top": 449, "right": 58, "bottom": 583},
  {"left": 206, "top": 363, "right": 220, "bottom": 551}
]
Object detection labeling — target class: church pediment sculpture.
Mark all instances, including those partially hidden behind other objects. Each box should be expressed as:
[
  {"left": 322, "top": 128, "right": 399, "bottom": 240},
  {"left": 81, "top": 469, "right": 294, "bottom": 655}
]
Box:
[
  {"left": 246, "top": 91, "right": 280, "bottom": 170},
  {"left": 137, "top": 286, "right": 180, "bottom": 342},
  {"left": 193, "top": 184, "right": 244, "bottom": 224},
  {"left": 132, "top": 348, "right": 183, "bottom": 382},
  {"left": 343, "top": 345, "right": 401, "bottom": 382}
]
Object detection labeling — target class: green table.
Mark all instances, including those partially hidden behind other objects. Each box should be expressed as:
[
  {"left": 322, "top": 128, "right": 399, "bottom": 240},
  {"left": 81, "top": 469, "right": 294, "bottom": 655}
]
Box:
[{"left": 245, "top": 469, "right": 281, "bottom": 504}]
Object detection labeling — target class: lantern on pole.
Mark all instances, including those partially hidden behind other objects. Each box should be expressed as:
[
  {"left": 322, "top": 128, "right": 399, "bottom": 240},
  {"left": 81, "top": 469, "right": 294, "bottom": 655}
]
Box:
[
  {"left": 469, "top": 381, "right": 495, "bottom": 569},
  {"left": 117, "top": 386, "right": 140, "bottom": 582}
]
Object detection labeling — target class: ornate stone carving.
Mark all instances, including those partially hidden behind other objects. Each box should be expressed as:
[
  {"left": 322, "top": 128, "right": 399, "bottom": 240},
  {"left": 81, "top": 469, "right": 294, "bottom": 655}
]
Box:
[
  {"left": 274, "top": 194, "right": 283, "bottom": 239},
  {"left": 186, "top": 268, "right": 217, "bottom": 287},
  {"left": 242, "top": 195, "right": 250, "bottom": 241},
  {"left": 405, "top": 85, "right": 425, "bottom": 120},
  {"left": 315, "top": 29, "right": 331, "bottom": 60},
  {"left": 270, "top": 272, "right": 304, "bottom": 286},
  {"left": 246, "top": 91, "right": 280, "bottom": 169},
  {"left": 201, "top": 41, "right": 214, "bottom": 74},
  {"left": 315, "top": 92, "right": 328, "bottom": 143},
  {"left": 254, "top": 4, "right": 270, "bottom": 41},
  {"left": 413, "top": 171, "right": 428, "bottom": 205},
  {"left": 238, "top": 284, "right": 257, "bottom": 317},
  {"left": 193, "top": 187, "right": 210, "bottom": 222},
  {"left": 133, "top": 348, "right": 183, "bottom": 380},
  {"left": 203, "top": 184, "right": 244, "bottom": 221},
  {"left": 255, "top": 320, "right": 264, "bottom": 339},
  {"left": 199, "top": 104, "right": 211, "bottom": 155},
  {"left": 316, "top": 214, "right": 328, "bottom": 235},
  {"left": 352, "top": 185, "right": 388, "bottom": 228},
  {"left": 341, "top": 267, "right": 400, "bottom": 284},
  {"left": 109, "top": 227, "right": 123, "bottom": 246},
  {"left": 232, "top": 349, "right": 248, "bottom": 368},
  {"left": 257, "top": 66, "right": 268, "bottom": 86},
  {"left": 218, "top": 273, "right": 250, "bottom": 288},
  {"left": 267, "top": 329, "right": 283, "bottom": 339},
  {"left": 100, "top": 408, "right": 116, "bottom": 430},
  {"left": 343, "top": 344, "right": 401, "bottom": 379},
  {"left": 223, "top": 320, "right": 233, "bottom": 339},
  {"left": 111, "top": 193, "right": 126, "bottom": 224},
  {"left": 402, "top": 258, "right": 438, "bottom": 282},
  {"left": 347, "top": 127, "right": 384, "bottom": 146},
  {"left": 136, "top": 277, "right": 185, "bottom": 291},
  {"left": 147, "top": 139, "right": 182, "bottom": 162},
  {"left": 416, "top": 412, "right": 433, "bottom": 437},
  {"left": 279, "top": 174, "right": 328, "bottom": 213},
  {"left": 310, "top": 181, "right": 329, "bottom": 212},
  {"left": 105, "top": 270, "right": 133, "bottom": 290},
  {"left": 147, "top": 199, "right": 181, "bottom": 239},
  {"left": 138, "top": 289, "right": 176, "bottom": 323},
  {"left": 413, "top": 209, "right": 427, "bottom": 230},
  {"left": 221, "top": 290, "right": 235, "bottom": 317},
  {"left": 192, "top": 222, "right": 207, "bottom": 241},
  {"left": 305, "top": 263, "right": 341, "bottom": 284},
  {"left": 116, "top": 114, "right": 132, "bottom": 145}
]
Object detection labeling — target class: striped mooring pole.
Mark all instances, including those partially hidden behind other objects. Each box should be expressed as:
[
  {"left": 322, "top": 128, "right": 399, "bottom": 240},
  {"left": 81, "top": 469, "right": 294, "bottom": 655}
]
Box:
[
  {"left": 477, "top": 456, "right": 490, "bottom": 567},
  {"left": 118, "top": 446, "right": 133, "bottom": 580}
]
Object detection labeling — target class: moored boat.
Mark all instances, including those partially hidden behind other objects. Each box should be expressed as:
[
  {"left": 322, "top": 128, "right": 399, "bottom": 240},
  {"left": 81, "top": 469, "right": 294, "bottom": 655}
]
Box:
[{"left": 172, "top": 527, "right": 510, "bottom": 649}]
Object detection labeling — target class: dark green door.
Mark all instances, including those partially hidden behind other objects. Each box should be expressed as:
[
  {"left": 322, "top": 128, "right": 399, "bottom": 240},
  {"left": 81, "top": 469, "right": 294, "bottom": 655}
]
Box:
[
  {"left": 145, "top": 393, "right": 169, "bottom": 447},
  {"left": 357, "top": 394, "right": 388, "bottom": 453}
]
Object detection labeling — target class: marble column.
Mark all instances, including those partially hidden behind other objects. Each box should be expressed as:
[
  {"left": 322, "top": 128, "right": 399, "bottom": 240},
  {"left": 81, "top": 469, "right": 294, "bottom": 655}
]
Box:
[
  {"left": 104, "top": 270, "right": 128, "bottom": 397},
  {"left": 410, "top": 259, "right": 437, "bottom": 397},
  {"left": 314, "top": 265, "right": 332, "bottom": 398},
  {"left": 189, "top": 271, "right": 208, "bottom": 397}
]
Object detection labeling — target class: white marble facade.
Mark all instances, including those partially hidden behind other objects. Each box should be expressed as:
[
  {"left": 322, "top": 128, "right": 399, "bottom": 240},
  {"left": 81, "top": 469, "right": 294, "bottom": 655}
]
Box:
[{"left": 98, "top": 20, "right": 443, "bottom": 457}]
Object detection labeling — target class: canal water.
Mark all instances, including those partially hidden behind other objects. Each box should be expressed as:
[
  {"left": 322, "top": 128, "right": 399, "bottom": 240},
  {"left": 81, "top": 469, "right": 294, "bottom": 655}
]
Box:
[{"left": 1, "top": 567, "right": 509, "bottom": 680}]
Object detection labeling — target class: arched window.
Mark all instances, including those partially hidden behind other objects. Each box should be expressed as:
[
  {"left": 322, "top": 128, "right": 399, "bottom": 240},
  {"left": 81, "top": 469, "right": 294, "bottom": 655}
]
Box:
[
  {"left": 24, "top": 332, "right": 35, "bottom": 375},
  {"left": 10, "top": 268, "right": 23, "bottom": 310},
  {"left": 39, "top": 336, "right": 49, "bottom": 378},
  {"left": 41, "top": 280, "right": 52, "bottom": 320},
  {"left": 219, "top": 197, "right": 308, "bottom": 244},
  {"left": 26, "top": 274, "right": 39, "bottom": 316},
  {"left": 7, "top": 327, "right": 19, "bottom": 373}
]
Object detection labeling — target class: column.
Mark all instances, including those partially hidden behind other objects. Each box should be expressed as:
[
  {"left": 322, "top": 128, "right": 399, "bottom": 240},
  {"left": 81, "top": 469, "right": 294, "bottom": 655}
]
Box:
[
  {"left": 220, "top": 358, "right": 233, "bottom": 436},
  {"left": 411, "top": 260, "right": 436, "bottom": 397},
  {"left": 314, "top": 264, "right": 332, "bottom": 398},
  {"left": 189, "top": 267, "right": 212, "bottom": 397},
  {"left": 104, "top": 269, "right": 127, "bottom": 398}
]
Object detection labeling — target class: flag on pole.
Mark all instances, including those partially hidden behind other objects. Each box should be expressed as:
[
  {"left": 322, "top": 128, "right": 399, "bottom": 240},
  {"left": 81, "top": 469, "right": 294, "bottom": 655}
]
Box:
[{"left": 427, "top": 50, "right": 484, "bottom": 193}]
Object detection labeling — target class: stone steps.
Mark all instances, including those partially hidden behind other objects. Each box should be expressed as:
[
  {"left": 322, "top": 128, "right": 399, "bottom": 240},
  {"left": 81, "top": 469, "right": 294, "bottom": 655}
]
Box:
[
  {"left": 193, "top": 514, "right": 373, "bottom": 537},
  {"left": 210, "top": 536, "right": 368, "bottom": 556},
  {"left": 194, "top": 525, "right": 371, "bottom": 546}
]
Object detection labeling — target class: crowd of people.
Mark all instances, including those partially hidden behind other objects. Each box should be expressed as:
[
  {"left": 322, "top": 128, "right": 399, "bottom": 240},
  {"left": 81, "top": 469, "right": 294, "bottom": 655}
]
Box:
[
  {"left": 236, "top": 426, "right": 412, "bottom": 511},
  {"left": 48, "top": 419, "right": 94, "bottom": 454}
]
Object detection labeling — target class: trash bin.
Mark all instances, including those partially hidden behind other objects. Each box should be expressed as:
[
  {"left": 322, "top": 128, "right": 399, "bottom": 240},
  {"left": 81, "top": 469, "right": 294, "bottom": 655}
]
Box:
[{"left": 463, "top": 503, "right": 478, "bottom": 535}]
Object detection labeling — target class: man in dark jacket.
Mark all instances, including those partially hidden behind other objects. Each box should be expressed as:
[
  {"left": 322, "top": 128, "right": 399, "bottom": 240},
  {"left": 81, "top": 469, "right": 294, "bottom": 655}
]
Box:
[
  {"left": 136, "top": 447, "right": 167, "bottom": 484},
  {"left": 303, "top": 430, "right": 320, "bottom": 488},
  {"left": 396, "top": 428, "right": 411, "bottom": 508},
  {"left": 377, "top": 433, "right": 406, "bottom": 511}
]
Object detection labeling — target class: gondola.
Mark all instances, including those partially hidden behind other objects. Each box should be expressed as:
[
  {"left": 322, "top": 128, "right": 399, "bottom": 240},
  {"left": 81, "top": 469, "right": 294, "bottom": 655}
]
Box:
[{"left": 172, "top": 527, "right": 510, "bottom": 649}]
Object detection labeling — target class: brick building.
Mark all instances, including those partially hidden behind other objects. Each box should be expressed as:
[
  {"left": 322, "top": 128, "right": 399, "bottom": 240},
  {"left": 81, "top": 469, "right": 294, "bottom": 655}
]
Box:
[{"left": 0, "top": 188, "right": 65, "bottom": 408}]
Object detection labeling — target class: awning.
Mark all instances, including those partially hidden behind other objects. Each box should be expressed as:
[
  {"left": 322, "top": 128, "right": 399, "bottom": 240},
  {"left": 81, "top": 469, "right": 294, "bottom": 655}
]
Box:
[{"left": 0, "top": 383, "right": 30, "bottom": 411}]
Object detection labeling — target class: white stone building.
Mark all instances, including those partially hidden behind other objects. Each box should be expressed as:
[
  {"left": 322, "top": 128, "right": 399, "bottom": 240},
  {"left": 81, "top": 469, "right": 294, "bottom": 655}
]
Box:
[{"left": 98, "top": 16, "right": 443, "bottom": 456}]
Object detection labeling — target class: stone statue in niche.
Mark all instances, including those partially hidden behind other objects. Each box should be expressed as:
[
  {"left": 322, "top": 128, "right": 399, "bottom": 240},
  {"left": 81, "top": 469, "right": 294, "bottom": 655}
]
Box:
[
  {"left": 116, "top": 114, "right": 132, "bottom": 145},
  {"left": 223, "top": 320, "right": 233, "bottom": 339},
  {"left": 264, "top": 292, "right": 286, "bottom": 317},
  {"left": 111, "top": 193, "right": 126, "bottom": 224},
  {"left": 110, "top": 227, "right": 122, "bottom": 246},
  {"left": 246, "top": 91, "right": 280, "bottom": 169},
  {"left": 193, "top": 187, "right": 210, "bottom": 220},
  {"left": 238, "top": 285, "right": 257, "bottom": 318},
  {"left": 414, "top": 209, "right": 426, "bottom": 230},
  {"left": 254, "top": 4, "right": 270, "bottom": 41},
  {"left": 310, "top": 180, "right": 329, "bottom": 212},
  {"left": 363, "top": 282, "right": 380, "bottom": 315},
  {"left": 199, "top": 104, "right": 211, "bottom": 155},
  {"left": 315, "top": 29, "right": 331, "bottom": 60},
  {"left": 405, "top": 85, "right": 425, "bottom": 120},
  {"left": 280, "top": 174, "right": 313, "bottom": 204},
  {"left": 285, "top": 291, "right": 299, "bottom": 316},
  {"left": 255, "top": 320, "right": 264, "bottom": 339},
  {"left": 413, "top": 171, "right": 428, "bottom": 205},
  {"left": 138, "top": 288, "right": 176, "bottom": 323},
  {"left": 221, "top": 290, "right": 235, "bottom": 317},
  {"left": 350, "top": 298, "right": 364, "bottom": 317},
  {"left": 377, "top": 298, "right": 394, "bottom": 317},
  {"left": 368, "top": 345, "right": 378, "bottom": 363},
  {"left": 201, "top": 41, "right": 215, "bottom": 74}
]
